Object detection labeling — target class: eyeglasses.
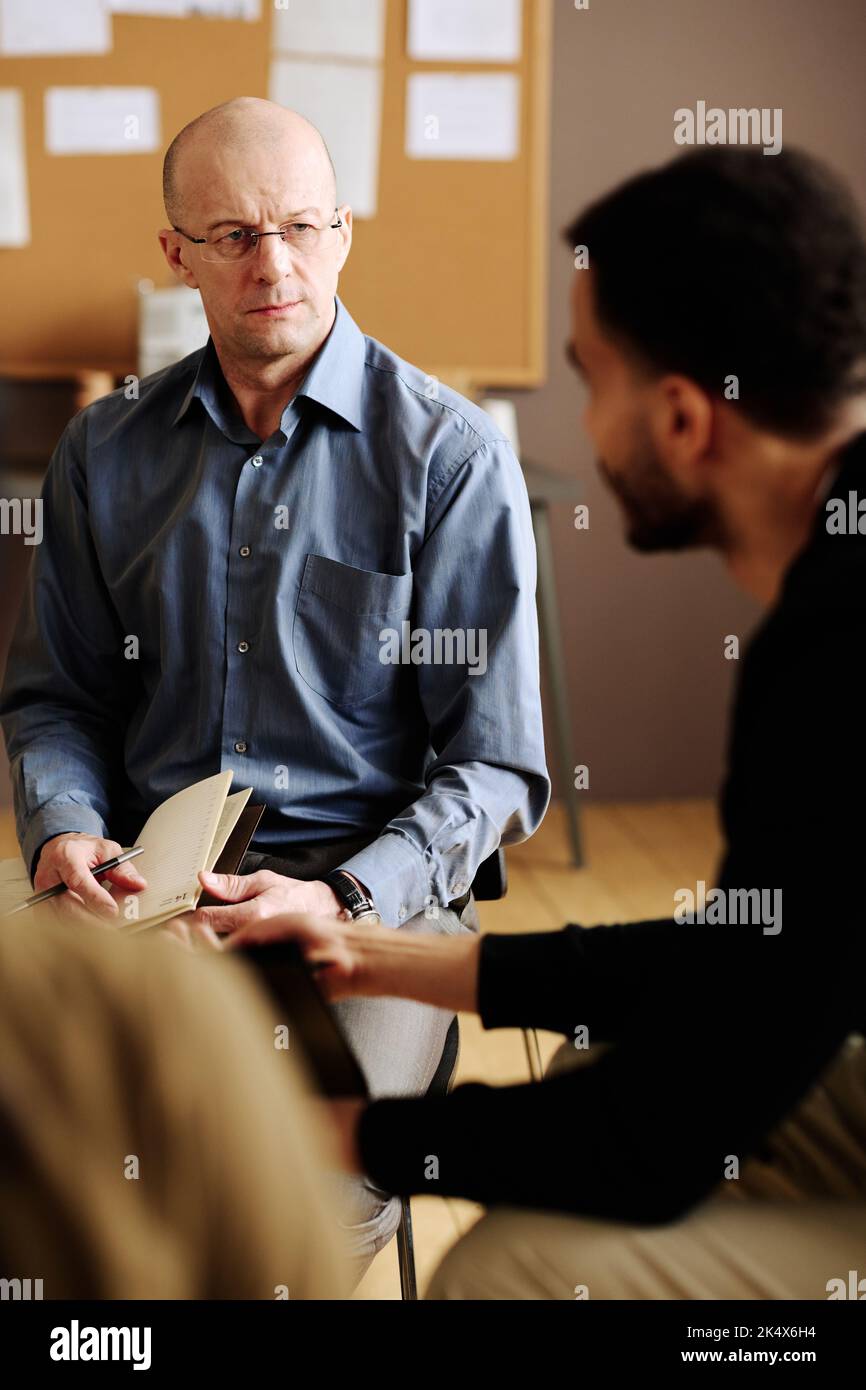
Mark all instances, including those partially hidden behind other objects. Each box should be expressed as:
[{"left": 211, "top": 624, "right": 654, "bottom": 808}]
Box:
[{"left": 173, "top": 211, "right": 343, "bottom": 264}]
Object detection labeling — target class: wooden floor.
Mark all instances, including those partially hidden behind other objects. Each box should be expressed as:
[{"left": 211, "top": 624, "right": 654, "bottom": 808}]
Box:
[{"left": 0, "top": 797, "right": 722, "bottom": 1300}]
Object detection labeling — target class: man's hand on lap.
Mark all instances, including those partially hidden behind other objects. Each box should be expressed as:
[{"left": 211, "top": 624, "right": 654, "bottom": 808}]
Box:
[{"left": 193, "top": 869, "right": 344, "bottom": 936}]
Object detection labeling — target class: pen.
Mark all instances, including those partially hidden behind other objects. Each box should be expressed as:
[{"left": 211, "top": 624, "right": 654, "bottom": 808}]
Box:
[{"left": 3, "top": 846, "right": 146, "bottom": 917}]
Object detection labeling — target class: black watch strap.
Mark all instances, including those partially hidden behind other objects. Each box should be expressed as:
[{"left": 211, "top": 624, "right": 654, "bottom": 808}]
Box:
[{"left": 325, "top": 869, "right": 380, "bottom": 921}]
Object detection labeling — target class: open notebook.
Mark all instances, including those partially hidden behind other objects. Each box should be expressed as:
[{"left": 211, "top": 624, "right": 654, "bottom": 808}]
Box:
[{"left": 0, "top": 772, "right": 254, "bottom": 929}]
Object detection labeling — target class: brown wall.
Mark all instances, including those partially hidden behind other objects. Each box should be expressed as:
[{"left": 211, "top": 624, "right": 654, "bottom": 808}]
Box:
[{"left": 507, "top": 0, "right": 866, "bottom": 800}]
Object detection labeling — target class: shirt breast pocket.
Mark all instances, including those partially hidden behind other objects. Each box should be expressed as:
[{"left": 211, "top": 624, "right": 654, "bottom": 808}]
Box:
[{"left": 292, "top": 554, "right": 413, "bottom": 707}]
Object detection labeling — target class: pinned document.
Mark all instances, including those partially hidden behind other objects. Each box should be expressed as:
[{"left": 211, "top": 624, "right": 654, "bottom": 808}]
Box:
[
  {"left": 408, "top": 0, "right": 522, "bottom": 63},
  {"left": 0, "top": 0, "right": 111, "bottom": 55},
  {"left": 270, "top": 59, "right": 382, "bottom": 218},
  {"left": 406, "top": 73, "right": 520, "bottom": 161},
  {"left": 272, "top": 0, "right": 385, "bottom": 61},
  {"left": 109, "top": 1, "right": 259, "bottom": 16},
  {"left": 45, "top": 88, "right": 161, "bottom": 155},
  {"left": 0, "top": 89, "right": 29, "bottom": 247}
]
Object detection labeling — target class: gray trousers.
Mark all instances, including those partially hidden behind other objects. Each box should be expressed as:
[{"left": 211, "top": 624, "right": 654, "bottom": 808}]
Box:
[
  {"left": 330, "top": 898, "right": 478, "bottom": 1280},
  {"left": 240, "top": 838, "right": 479, "bottom": 1283}
]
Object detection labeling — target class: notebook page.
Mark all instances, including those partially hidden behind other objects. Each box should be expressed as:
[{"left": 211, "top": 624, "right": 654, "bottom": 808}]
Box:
[
  {"left": 118, "top": 771, "right": 233, "bottom": 927},
  {"left": 204, "top": 787, "right": 253, "bottom": 873},
  {"left": 123, "top": 791, "right": 248, "bottom": 930},
  {"left": 124, "top": 782, "right": 250, "bottom": 930},
  {"left": 0, "top": 856, "right": 31, "bottom": 917}
]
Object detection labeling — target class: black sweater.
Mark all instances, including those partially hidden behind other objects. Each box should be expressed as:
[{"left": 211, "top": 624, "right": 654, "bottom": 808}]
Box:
[{"left": 358, "top": 432, "right": 866, "bottom": 1223}]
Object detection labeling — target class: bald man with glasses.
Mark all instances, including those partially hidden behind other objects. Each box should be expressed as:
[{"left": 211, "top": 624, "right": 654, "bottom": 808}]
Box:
[{"left": 0, "top": 97, "right": 549, "bottom": 1278}]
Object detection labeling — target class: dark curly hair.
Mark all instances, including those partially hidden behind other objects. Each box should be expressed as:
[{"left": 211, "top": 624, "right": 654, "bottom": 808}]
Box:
[{"left": 565, "top": 147, "right": 866, "bottom": 439}]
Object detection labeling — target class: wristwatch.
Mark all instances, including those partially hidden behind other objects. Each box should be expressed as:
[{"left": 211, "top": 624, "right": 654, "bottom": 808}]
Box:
[{"left": 325, "top": 869, "right": 381, "bottom": 923}]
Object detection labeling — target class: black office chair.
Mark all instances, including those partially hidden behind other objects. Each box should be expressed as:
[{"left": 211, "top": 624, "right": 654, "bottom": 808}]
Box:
[
  {"left": 0, "top": 370, "right": 115, "bottom": 733},
  {"left": 0, "top": 369, "right": 114, "bottom": 477},
  {"left": 394, "top": 848, "right": 506, "bottom": 1300}
]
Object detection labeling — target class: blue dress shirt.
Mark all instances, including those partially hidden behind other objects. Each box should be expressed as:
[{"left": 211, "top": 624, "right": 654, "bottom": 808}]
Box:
[{"left": 1, "top": 297, "right": 550, "bottom": 926}]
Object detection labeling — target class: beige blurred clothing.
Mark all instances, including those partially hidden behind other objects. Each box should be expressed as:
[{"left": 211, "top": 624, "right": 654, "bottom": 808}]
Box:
[
  {"left": 0, "top": 915, "right": 349, "bottom": 1299},
  {"left": 427, "top": 1035, "right": 866, "bottom": 1300}
]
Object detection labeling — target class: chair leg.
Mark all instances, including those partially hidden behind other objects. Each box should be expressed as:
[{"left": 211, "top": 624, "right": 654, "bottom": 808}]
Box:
[
  {"left": 396, "top": 1197, "right": 418, "bottom": 1300},
  {"left": 532, "top": 500, "right": 584, "bottom": 867},
  {"left": 522, "top": 1027, "right": 544, "bottom": 1082}
]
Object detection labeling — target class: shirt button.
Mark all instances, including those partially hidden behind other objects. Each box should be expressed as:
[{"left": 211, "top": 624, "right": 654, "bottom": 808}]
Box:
[
  {"left": 237, "top": 640, "right": 250, "bottom": 654},
  {"left": 451, "top": 882, "right": 465, "bottom": 896},
  {"left": 398, "top": 903, "right": 408, "bottom": 920},
  {"left": 250, "top": 455, "right": 263, "bottom": 468},
  {"left": 239, "top": 545, "right": 251, "bottom": 557},
  {"left": 234, "top": 740, "right": 248, "bottom": 754}
]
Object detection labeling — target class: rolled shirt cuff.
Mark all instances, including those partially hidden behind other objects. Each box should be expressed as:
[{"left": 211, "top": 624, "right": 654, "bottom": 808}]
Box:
[
  {"left": 21, "top": 802, "right": 109, "bottom": 881},
  {"left": 338, "top": 831, "right": 432, "bottom": 929}
]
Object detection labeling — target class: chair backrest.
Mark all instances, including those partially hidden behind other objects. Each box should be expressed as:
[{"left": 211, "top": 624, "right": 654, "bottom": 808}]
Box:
[
  {"left": 0, "top": 369, "right": 114, "bottom": 475},
  {"left": 426, "top": 1016, "right": 460, "bottom": 1098},
  {"left": 470, "top": 848, "right": 507, "bottom": 901}
]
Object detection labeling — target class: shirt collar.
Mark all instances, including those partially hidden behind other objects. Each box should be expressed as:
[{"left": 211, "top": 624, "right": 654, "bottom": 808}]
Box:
[
  {"left": 170, "top": 295, "right": 366, "bottom": 437},
  {"left": 296, "top": 296, "right": 366, "bottom": 431}
]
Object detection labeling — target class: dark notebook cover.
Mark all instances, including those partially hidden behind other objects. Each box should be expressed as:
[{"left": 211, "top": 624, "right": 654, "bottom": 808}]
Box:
[
  {"left": 239, "top": 942, "right": 370, "bottom": 1100},
  {"left": 197, "top": 803, "right": 265, "bottom": 907},
  {"left": 199, "top": 804, "right": 368, "bottom": 1096}
]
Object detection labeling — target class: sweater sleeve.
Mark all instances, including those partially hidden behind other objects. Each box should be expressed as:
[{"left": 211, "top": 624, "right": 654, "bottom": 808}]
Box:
[
  {"left": 358, "top": 916, "right": 857, "bottom": 1222},
  {"left": 476, "top": 917, "right": 787, "bottom": 1041},
  {"left": 358, "top": 992, "right": 850, "bottom": 1223}
]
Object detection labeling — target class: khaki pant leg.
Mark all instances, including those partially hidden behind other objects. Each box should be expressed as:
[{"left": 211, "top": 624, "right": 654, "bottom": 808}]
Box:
[
  {"left": 547, "top": 1035, "right": 866, "bottom": 1202},
  {"left": 718, "top": 1034, "right": 866, "bottom": 1202},
  {"left": 426, "top": 1036, "right": 866, "bottom": 1300},
  {"left": 426, "top": 1199, "right": 866, "bottom": 1300}
]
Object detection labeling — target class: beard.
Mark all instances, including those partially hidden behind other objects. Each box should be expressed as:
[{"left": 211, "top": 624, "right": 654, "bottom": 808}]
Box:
[{"left": 598, "top": 425, "right": 721, "bottom": 553}]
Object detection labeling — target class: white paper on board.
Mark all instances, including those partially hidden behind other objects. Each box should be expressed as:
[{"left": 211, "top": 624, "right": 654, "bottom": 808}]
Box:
[
  {"left": 269, "top": 59, "right": 382, "bottom": 218},
  {"left": 0, "top": 89, "right": 30, "bottom": 247},
  {"left": 108, "top": 1, "right": 259, "bottom": 16},
  {"left": 271, "top": 0, "right": 384, "bottom": 61},
  {"left": 0, "top": 0, "right": 111, "bottom": 55},
  {"left": 45, "top": 87, "right": 161, "bottom": 155},
  {"left": 407, "top": 0, "right": 521, "bottom": 63},
  {"left": 108, "top": 0, "right": 187, "bottom": 13},
  {"left": 406, "top": 73, "right": 519, "bottom": 161}
]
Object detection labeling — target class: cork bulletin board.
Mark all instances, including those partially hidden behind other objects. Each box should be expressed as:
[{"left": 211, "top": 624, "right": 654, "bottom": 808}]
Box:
[{"left": 0, "top": 0, "right": 551, "bottom": 390}]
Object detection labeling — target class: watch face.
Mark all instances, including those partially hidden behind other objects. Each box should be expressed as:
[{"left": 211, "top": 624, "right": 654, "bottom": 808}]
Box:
[{"left": 352, "top": 908, "right": 381, "bottom": 923}]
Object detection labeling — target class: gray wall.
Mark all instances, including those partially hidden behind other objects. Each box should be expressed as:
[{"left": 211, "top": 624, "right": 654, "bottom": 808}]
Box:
[{"left": 509, "top": 0, "right": 866, "bottom": 799}]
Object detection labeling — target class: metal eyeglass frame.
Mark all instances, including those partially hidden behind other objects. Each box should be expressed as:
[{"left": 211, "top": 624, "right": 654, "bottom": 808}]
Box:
[{"left": 172, "top": 210, "right": 344, "bottom": 260}]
